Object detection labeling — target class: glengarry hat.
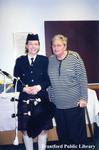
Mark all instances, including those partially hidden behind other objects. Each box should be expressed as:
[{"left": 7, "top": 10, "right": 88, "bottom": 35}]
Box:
[{"left": 26, "top": 34, "right": 39, "bottom": 44}]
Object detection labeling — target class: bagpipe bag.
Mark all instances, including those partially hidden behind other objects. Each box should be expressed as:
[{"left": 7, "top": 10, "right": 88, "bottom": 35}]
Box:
[{"left": 27, "top": 100, "right": 56, "bottom": 138}]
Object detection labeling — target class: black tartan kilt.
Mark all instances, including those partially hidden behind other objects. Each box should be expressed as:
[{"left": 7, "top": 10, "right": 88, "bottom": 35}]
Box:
[{"left": 18, "top": 99, "right": 56, "bottom": 138}]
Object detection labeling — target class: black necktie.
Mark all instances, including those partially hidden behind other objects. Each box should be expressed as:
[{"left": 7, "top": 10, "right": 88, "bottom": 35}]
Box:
[{"left": 31, "top": 58, "right": 34, "bottom": 67}]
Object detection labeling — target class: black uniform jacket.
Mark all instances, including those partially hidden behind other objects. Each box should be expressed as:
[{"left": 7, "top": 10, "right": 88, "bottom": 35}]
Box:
[{"left": 13, "top": 54, "right": 50, "bottom": 101}]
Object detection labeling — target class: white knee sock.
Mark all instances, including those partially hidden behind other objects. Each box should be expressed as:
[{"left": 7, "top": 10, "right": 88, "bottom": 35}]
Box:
[
  {"left": 23, "top": 134, "right": 33, "bottom": 150},
  {"left": 38, "top": 133, "right": 47, "bottom": 150}
]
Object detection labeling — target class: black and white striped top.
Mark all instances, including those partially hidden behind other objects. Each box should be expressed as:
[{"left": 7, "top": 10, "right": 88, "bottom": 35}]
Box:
[{"left": 48, "top": 50, "right": 88, "bottom": 109}]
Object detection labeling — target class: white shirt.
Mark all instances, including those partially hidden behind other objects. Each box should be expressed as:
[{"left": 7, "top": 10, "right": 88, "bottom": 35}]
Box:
[{"left": 28, "top": 54, "right": 37, "bottom": 65}]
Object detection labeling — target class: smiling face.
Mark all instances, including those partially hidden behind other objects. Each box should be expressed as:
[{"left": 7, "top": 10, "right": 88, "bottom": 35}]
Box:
[{"left": 26, "top": 40, "right": 40, "bottom": 56}]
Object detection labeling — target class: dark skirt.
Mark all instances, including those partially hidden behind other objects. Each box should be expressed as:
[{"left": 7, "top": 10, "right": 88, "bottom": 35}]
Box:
[{"left": 18, "top": 99, "right": 56, "bottom": 138}]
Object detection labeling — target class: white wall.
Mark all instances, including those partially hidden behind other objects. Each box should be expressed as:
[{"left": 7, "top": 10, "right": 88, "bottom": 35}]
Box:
[{"left": 0, "top": 0, "right": 99, "bottom": 76}]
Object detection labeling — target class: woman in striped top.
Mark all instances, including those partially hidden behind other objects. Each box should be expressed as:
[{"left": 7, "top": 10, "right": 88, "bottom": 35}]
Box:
[{"left": 48, "top": 34, "right": 88, "bottom": 146}]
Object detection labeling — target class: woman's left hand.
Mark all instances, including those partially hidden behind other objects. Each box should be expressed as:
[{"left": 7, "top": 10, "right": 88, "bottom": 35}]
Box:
[{"left": 30, "top": 85, "right": 41, "bottom": 95}]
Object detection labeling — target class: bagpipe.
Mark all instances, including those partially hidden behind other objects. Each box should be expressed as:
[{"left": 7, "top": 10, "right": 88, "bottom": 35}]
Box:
[
  {"left": 0, "top": 69, "right": 56, "bottom": 144},
  {"left": 12, "top": 97, "right": 56, "bottom": 138},
  {"left": 0, "top": 69, "right": 19, "bottom": 145}
]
